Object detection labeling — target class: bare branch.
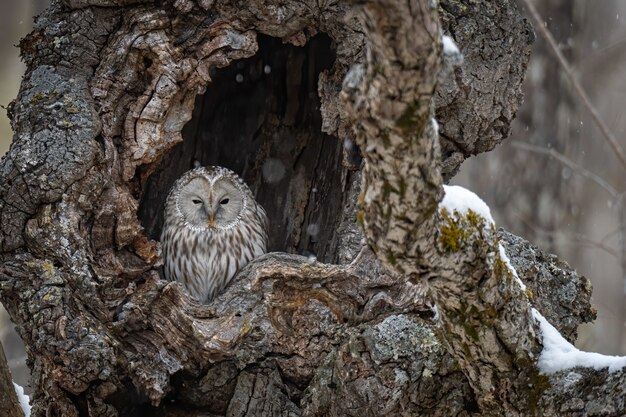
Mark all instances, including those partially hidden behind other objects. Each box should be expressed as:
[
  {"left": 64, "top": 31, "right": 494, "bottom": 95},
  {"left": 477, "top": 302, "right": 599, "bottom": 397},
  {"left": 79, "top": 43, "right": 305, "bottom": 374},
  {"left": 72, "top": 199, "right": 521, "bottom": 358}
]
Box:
[
  {"left": 519, "top": 0, "right": 626, "bottom": 172},
  {"left": 511, "top": 140, "right": 619, "bottom": 197},
  {"left": 601, "top": 227, "right": 622, "bottom": 243},
  {"left": 513, "top": 209, "right": 621, "bottom": 259}
]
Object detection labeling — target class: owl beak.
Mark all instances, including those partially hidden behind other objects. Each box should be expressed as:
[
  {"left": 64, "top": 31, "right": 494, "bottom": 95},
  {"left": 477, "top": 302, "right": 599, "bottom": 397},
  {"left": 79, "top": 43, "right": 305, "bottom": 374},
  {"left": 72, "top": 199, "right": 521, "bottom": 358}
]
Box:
[{"left": 209, "top": 211, "right": 215, "bottom": 226}]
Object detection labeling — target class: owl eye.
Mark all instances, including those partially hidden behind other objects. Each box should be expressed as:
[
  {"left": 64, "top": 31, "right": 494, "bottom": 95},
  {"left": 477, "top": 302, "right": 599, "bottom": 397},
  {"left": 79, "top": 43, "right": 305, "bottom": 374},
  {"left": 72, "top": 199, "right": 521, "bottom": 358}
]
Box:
[
  {"left": 220, "top": 198, "right": 230, "bottom": 205},
  {"left": 192, "top": 199, "right": 202, "bottom": 205}
]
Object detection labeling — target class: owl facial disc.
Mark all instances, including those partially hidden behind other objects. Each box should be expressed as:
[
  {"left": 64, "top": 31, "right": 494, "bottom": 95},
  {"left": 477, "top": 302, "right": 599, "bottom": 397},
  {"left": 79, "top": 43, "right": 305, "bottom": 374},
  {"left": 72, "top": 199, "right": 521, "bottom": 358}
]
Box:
[{"left": 175, "top": 174, "right": 247, "bottom": 231}]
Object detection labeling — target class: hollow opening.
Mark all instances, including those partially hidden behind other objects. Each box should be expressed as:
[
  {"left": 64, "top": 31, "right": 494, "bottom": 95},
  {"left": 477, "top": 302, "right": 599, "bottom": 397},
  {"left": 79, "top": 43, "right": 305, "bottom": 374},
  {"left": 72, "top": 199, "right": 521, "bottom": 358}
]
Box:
[{"left": 138, "top": 34, "right": 356, "bottom": 262}]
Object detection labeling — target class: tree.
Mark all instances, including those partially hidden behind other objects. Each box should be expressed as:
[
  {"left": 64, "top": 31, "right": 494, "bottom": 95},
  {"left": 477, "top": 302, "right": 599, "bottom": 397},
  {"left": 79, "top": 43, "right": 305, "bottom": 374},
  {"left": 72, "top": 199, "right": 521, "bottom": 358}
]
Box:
[{"left": 0, "top": 0, "right": 622, "bottom": 416}]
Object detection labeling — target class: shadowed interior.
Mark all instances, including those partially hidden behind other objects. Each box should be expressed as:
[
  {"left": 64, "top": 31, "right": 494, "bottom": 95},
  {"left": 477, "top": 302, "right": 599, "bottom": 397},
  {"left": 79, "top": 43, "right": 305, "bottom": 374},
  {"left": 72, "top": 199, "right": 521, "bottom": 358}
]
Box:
[{"left": 138, "top": 35, "right": 358, "bottom": 262}]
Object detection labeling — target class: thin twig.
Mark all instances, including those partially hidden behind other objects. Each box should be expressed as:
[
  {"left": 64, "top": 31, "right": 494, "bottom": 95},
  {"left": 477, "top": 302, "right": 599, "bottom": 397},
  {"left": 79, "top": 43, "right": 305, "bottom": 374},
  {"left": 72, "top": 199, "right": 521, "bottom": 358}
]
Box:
[
  {"left": 510, "top": 140, "right": 619, "bottom": 197},
  {"left": 520, "top": 0, "right": 626, "bottom": 172},
  {"left": 600, "top": 227, "right": 622, "bottom": 243},
  {"left": 513, "top": 210, "right": 620, "bottom": 259}
]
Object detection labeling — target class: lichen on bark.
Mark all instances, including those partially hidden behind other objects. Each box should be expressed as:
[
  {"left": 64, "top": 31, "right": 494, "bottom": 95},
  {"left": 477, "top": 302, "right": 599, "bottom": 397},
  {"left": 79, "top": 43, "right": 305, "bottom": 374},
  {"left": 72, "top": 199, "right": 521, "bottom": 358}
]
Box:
[{"left": 0, "top": 0, "right": 622, "bottom": 416}]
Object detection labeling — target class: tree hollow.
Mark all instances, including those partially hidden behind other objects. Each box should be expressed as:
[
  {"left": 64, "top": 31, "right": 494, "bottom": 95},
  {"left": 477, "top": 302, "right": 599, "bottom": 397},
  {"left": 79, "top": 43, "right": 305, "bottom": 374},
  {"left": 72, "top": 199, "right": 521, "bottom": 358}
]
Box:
[{"left": 139, "top": 34, "right": 358, "bottom": 263}]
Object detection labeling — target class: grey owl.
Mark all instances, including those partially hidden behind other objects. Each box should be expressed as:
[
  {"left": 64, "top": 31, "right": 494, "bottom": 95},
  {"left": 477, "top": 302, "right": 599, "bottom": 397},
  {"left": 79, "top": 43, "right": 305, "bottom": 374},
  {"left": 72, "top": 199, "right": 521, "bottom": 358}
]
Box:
[{"left": 161, "top": 166, "right": 268, "bottom": 302}]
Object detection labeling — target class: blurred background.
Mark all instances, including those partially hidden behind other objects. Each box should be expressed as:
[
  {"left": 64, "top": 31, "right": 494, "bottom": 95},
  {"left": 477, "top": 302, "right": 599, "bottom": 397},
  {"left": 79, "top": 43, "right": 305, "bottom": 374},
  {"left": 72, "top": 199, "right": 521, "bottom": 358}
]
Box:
[
  {"left": 455, "top": 0, "right": 626, "bottom": 356},
  {"left": 1, "top": 0, "right": 626, "bottom": 393}
]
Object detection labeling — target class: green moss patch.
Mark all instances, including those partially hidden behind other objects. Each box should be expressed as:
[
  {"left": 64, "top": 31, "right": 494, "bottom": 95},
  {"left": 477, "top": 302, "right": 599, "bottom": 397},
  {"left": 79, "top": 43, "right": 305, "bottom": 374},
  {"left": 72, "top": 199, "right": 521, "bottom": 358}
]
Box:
[{"left": 439, "top": 207, "right": 487, "bottom": 252}]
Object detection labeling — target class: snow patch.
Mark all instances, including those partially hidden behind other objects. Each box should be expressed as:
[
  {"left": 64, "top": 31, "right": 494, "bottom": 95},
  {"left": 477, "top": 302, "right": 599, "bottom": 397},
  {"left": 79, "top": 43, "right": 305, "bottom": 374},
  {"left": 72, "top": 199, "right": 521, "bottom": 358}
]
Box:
[
  {"left": 224, "top": 29, "right": 250, "bottom": 50},
  {"left": 441, "top": 34, "right": 463, "bottom": 67},
  {"left": 441, "top": 185, "right": 494, "bottom": 225},
  {"left": 431, "top": 118, "right": 439, "bottom": 136},
  {"left": 498, "top": 243, "right": 527, "bottom": 291},
  {"left": 431, "top": 304, "right": 439, "bottom": 322},
  {"left": 13, "top": 382, "right": 31, "bottom": 417},
  {"left": 343, "top": 64, "right": 365, "bottom": 91},
  {"left": 441, "top": 186, "right": 526, "bottom": 290},
  {"left": 442, "top": 35, "right": 460, "bottom": 55},
  {"left": 532, "top": 309, "right": 626, "bottom": 374}
]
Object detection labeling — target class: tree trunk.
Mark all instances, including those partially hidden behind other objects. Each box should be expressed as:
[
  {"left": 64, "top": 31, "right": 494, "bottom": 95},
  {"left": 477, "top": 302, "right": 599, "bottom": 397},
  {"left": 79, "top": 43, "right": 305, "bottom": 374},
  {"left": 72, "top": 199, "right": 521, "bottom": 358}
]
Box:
[{"left": 0, "top": 0, "right": 621, "bottom": 416}]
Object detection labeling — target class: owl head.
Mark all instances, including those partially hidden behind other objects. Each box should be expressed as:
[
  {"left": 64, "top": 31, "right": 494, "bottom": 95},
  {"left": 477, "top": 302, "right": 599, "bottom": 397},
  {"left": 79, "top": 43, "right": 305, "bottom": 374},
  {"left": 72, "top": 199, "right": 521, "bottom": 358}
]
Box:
[{"left": 170, "top": 167, "right": 249, "bottom": 230}]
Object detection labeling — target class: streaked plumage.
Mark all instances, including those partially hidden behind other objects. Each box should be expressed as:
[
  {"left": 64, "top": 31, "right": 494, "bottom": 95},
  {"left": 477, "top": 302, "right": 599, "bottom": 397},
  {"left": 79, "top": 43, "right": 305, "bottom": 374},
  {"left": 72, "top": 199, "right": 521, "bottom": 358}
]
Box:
[{"left": 161, "top": 166, "right": 268, "bottom": 302}]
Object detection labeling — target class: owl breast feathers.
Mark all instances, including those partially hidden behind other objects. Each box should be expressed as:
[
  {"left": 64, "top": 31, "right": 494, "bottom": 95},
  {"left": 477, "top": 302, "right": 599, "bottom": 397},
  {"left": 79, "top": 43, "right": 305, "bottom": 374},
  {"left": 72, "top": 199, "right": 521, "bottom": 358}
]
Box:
[{"left": 161, "top": 166, "right": 268, "bottom": 302}]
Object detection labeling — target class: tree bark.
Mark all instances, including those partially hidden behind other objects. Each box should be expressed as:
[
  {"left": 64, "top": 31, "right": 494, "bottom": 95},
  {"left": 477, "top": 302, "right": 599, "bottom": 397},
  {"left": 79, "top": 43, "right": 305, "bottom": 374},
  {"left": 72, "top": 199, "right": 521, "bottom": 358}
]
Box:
[{"left": 0, "top": 0, "right": 622, "bottom": 416}]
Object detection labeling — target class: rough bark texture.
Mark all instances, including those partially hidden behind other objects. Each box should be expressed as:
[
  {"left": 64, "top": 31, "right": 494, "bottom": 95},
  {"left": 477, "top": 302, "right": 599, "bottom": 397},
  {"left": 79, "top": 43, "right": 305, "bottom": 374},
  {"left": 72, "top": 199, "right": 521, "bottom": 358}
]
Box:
[
  {"left": 0, "top": 0, "right": 623, "bottom": 416},
  {"left": 498, "top": 229, "right": 595, "bottom": 344},
  {"left": 436, "top": 0, "right": 534, "bottom": 180}
]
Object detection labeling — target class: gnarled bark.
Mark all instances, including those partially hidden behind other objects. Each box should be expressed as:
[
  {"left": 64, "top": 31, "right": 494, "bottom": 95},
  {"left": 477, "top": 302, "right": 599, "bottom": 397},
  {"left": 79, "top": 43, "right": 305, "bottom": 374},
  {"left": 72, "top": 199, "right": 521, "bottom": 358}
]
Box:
[{"left": 0, "top": 0, "right": 622, "bottom": 416}]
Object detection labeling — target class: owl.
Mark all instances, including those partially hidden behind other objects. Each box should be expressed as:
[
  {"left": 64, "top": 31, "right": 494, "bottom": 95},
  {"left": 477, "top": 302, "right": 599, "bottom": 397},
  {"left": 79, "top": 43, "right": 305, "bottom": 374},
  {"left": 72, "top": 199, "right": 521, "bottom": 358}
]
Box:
[{"left": 161, "top": 166, "right": 269, "bottom": 303}]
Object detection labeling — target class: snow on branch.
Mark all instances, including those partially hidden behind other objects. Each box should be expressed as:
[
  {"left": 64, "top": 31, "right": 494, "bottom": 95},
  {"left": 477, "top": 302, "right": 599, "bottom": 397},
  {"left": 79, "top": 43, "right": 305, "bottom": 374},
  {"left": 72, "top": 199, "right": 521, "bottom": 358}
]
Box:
[
  {"left": 533, "top": 309, "right": 626, "bottom": 374},
  {"left": 13, "top": 382, "right": 30, "bottom": 417},
  {"left": 440, "top": 184, "right": 626, "bottom": 380},
  {"left": 442, "top": 35, "right": 460, "bottom": 56},
  {"left": 440, "top": 185, "right": 494, "bottom": 225},
  {"left": 440, "top": 185, "right": 527, "bottom": 290},
  {"left": 441, "top": 34, "right": 463, "bottom": 66}
]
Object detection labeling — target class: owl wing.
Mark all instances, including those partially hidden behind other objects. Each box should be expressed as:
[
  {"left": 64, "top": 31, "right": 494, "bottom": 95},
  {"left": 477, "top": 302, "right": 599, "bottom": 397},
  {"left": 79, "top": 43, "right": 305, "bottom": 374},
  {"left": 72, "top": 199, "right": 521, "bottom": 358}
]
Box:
[{"left": 255, "top": 203, "right": 269, "bottom": 250}]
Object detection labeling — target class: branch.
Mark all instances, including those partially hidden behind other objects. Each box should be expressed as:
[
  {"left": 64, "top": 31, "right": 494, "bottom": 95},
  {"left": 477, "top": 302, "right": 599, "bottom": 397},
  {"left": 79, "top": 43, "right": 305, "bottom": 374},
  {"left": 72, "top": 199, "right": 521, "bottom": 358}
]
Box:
[
  {"left": 519, "top": 0, "right": 626, "bottom": 172},
  {"left": 510, "top": 140, "right": 619, "bottom": 197},
  {"left": 427, "top": 203, "right": 538, "bottom": 414},
  {"left": 340, "top": 3, "right": 542, "bottom": 413},
  {"left": 431, "top": 190, "right": 625, "bottom": 415},
  {"left": 497, "top": 229, "right": 596, "bottom": 343},
  {"left": 513, "top": 209, "right": 621, "bottom": 259},
  {"left": 342, "top": 0, "right": 442, "bottom": 276}
]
